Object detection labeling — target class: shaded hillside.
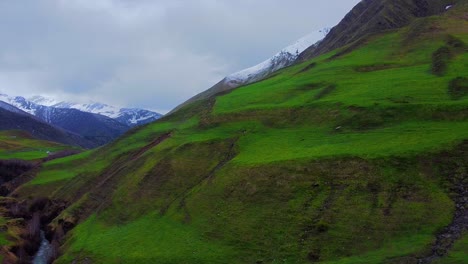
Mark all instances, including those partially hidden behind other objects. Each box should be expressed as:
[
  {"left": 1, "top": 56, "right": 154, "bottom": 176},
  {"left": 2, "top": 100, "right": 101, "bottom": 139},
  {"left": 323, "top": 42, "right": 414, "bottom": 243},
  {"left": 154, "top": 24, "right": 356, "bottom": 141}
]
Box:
[
  {"left": 40, "top": 108, "right": 129, "bottom": 146},
  {"left": 0, "top": 106, "right": 96, "bottom": 148},
  {"left": 299, "top": 0, "right": 458, "bottom": 60},
  {"left": 1, "top": 1, "right": 467, "bottom": 264}
]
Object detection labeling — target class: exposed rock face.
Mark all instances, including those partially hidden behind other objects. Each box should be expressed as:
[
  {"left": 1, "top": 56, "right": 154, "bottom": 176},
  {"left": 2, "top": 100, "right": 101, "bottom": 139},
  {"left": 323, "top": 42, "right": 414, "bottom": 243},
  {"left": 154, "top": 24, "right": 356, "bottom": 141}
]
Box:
[{"left": 298, "top": 0, "right": 456, "bottom": 61}]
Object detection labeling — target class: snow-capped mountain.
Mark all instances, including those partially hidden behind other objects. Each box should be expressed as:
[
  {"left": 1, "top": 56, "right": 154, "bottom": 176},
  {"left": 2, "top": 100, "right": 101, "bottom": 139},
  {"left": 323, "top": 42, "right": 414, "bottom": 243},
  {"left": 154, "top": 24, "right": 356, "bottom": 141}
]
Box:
[
  {"left": 0, "top": 94, "right": 39, "bottom": 116},
  {"left": 31, "top": 96, "right": 162, "bottom": 127},
  {"left": 170, "top": 31, "right": 323, "bottom": 113},
  {"left": 225, "top": 32, "right": 322, "bottom": 87}
]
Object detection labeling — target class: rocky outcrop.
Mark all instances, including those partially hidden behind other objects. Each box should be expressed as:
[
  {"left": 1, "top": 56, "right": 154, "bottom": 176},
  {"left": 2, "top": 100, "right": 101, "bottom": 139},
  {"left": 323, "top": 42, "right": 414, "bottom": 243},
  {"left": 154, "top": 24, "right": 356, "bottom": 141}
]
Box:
[
  {"left": 298, "top": 0, "right": 457, "bottom": 61},
  {"left": 418, "top": 142, "right": 467, "bottom": 263},
  {"left": 0, "top": 197, "right": 69, "bottom": 264}
]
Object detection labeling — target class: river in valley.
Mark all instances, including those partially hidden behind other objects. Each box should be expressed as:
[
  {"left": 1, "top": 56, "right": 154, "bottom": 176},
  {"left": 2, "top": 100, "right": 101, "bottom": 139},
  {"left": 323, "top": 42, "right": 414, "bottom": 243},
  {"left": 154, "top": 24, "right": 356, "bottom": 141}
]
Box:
[{"left": 32, "top": 230, "right": 53, "bottom": 264}]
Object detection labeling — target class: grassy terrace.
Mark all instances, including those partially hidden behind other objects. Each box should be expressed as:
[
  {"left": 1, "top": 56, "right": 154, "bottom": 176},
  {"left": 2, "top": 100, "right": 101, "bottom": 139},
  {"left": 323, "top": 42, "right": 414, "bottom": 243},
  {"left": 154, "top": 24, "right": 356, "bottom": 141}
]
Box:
[{"left": 0, "top": 130, "right": 75, "bottom": 161}]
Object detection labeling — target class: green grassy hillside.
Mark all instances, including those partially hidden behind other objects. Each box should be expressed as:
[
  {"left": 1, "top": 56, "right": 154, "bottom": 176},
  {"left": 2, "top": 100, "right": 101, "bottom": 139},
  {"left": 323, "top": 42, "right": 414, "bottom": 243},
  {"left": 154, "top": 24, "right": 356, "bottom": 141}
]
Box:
[
  {"left": 0, "top": 130, "right": 77, "bottom": 161},
  {"left": 6, "top": 3, "right": 468, "bottom": 264}
]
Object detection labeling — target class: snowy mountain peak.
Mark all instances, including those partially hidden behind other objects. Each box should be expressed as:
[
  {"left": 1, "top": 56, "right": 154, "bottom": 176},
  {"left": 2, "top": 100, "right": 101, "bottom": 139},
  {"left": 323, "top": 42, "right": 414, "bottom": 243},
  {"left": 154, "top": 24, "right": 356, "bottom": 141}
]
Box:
[
  {"left": 1, "top": 94, "right": 38, "bottom": 115},
  {"left": 225, "top": 31, "right": 323, "bottom": 85},
  {"left": 0, "top": 100, "right": 29, "bottom": 115},
  {"left": 54, "top": 101, "right": 121, "bottom": 118},
  {"left": 28, "top": 95, "right": 59, "bottom": 106},
  {"left": 170, "top": 30, "right": 327, "bottom": 114},
  {"left": 282, "top": 32, "right": 323, "bottom": 55}
]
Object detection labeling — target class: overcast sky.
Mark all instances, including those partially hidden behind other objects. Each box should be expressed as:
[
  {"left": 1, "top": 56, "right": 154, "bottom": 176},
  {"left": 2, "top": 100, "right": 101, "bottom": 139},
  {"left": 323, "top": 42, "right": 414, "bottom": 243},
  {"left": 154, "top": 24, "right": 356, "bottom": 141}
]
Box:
[{"left": 0, "top": 0, "right": 360, "bottom": 113}]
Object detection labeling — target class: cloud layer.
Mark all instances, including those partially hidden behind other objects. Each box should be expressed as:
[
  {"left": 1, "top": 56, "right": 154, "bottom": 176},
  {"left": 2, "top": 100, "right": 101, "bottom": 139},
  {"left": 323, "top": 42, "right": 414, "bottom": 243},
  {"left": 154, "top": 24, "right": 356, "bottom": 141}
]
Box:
[{"left": 0, "top": 0, "right": 359, "bottom": 113}]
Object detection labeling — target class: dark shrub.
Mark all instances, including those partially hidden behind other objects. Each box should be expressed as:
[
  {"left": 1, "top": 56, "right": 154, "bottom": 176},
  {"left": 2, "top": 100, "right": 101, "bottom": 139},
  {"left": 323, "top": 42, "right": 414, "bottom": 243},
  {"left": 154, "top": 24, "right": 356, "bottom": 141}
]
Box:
[
  {"left": 0, "top": 159, "right": 34, "bottom": 183},
  {"left": 448, "top": 77, "right": 468, "bottom": 99},
  {"left": 431, "top": 46, "right": 451, "bottom": 76},
  {"left": 298, "top": 62, "right": 317, "bottom": 73},
  {"left": 446, "top": 35, "right": 466, "bottom": 51},
  {"left": 314, "top": 85, "right": 337, "bottom": 100}
]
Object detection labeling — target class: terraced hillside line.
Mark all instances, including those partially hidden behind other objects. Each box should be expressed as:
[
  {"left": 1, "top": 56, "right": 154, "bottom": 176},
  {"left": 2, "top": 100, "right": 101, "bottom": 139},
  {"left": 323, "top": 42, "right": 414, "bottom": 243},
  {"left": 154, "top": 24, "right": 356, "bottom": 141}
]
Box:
[
  {"left": 418, "top": 154, "right": 467, "bottom": 263},
  {"left": 162, "top": 138, "right": 238, "bottom": 215},
  {"left": 46, "top": 133, "right": 173, "bottom": 214},
  {"left": 96, "top": 131, "right": 172, "bottom": 189},
  {"left": 6, "top": 151, "right": 78, "bottom": 196},
  {"left": 129, "top": 132, "right": 172, "bottom": 161},
  {"left": 70, "top": 132, "right": 173, "bottom": 216},
  {"left": 206, "top": 139, "right": 238, "bottom": 183}
]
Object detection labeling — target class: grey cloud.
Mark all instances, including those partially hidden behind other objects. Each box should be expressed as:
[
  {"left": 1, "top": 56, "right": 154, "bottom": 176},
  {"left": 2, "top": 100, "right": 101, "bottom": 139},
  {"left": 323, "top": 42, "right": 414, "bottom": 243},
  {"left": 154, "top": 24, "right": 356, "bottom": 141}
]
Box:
[{"left": 0, "top": 0, "right": 360, "bottom": 113}]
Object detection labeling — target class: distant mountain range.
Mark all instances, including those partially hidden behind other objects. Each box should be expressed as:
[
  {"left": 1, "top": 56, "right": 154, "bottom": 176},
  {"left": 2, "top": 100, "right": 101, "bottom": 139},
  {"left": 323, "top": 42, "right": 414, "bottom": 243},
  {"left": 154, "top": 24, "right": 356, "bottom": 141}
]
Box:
[
  {"left": 27, "top": 95, "right": 162, "bottom": 127},
  {"left": 0, "top": 94, "right": 162, "bottom": 147}
]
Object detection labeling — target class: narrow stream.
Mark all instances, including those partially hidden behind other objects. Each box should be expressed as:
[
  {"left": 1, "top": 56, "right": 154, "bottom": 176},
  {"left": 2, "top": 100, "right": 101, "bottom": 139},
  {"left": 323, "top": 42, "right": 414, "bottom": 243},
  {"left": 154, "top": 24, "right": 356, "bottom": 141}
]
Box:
[{"left": 32, "top": 230, "right": 53, "bottom": 264}]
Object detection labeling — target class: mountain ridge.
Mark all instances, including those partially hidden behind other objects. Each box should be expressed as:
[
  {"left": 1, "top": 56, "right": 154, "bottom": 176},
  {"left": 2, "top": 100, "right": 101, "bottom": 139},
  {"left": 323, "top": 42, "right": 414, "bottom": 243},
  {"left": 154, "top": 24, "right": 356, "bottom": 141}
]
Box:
[
  {"left": 0, "top": 101, "right": 96, "bottom": 148},
  {"left": 298, "top": 0, "right": 458, "bottom": 61},
  {"left": 0, "top": 94, "right": 130, "bottom": 146}
]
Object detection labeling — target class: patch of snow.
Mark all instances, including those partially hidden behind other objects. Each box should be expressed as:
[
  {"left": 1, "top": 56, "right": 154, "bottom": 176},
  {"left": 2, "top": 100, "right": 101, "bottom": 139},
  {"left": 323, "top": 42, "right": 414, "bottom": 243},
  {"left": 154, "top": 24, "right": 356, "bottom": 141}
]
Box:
[
  {"left": 55, "top": 102, "right": 122, "bottom": 118},
  {"left": 226, "top": 58, "right": 275, "bottom": 82},
  {"left": 0, "top": 94, "right": 37, "bottom": 115},
  {"left": 127, "top": 112, "right": 158, "bottom": 124},
  {"left": 43, "top": 107, "right": 52, "bottom": 124},
  {"left": 0, "top": 101, "right": 26, "bottom": 115},
  {"left": 28, "top": 95, "right": 59, "bottom": 106},
  {"left": 282, "top": 32, "right": 323, "bottom": 55}
]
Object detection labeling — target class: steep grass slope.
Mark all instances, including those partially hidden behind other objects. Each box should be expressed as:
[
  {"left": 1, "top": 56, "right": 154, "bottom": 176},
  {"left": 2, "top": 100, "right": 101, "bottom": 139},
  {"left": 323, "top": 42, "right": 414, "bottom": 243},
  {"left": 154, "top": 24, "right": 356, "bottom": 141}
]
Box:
[{"left": 4, "top": 2, "right": 468, "bottom": 264}]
